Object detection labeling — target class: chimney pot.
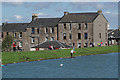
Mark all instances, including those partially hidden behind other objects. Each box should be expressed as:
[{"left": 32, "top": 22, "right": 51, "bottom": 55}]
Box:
[
  {"left": 98, "top": 10, "right": 102, "bottom": 15},
  {"left": 32, "top": 13, "right": 38, "bottom": 21},
  {"left": 64, "top": 12, "right": 69, "bottom": 15}
]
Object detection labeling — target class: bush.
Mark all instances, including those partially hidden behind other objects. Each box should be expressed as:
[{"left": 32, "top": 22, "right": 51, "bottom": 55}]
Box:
[{"left": 2, "top": 35, "right": 13, "bottom": 52}]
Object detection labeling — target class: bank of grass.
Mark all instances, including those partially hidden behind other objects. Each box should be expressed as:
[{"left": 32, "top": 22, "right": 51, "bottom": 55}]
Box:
[{"left": 2, "top": 45, "right": 118, "bottom": 65}]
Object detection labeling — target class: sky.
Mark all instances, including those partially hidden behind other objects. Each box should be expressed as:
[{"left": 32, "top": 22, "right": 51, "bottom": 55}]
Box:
[{"left": 1, "top": 2, "right": 118, "bottom": 29}]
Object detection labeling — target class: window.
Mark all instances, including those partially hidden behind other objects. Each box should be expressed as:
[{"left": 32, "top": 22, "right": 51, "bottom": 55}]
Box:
[
  {"left": 32, "top": 28, "right": 35, "bottom": 34},
  {"left": 69, "top": 34, "right": 72, "bottom": 39},
  {"left": 99, "top": 33, "right": 101, "bottom": 38},
  {"left": 31, "top": 37, "right": 35, "bottom": 43},
  {"left": 105, "top": 23, "right": 108, "bottom": 30},
  {"left": 45, "top": 37, "right": 48, "bottom": 41},
  {"left": 78, "top": 33, "right": 81, "bottom": 39},
  {"left": 50, "top": 28, "right": 54, "bottom": 33},
  {"left": 85, "top": 33, "right": 87, "bottom": 39},
  {"left": 84, "top": 43, "right": 88, "bottom": 47},
  {"left": 78, "top": 43, "right": 81, "bottom": 48},
  {"left": 51, "top": 37, "right": 54, "bottom": 41},
  {"left": 78, "top": 24, "right": 81, "bottom": 29},
  {"left": 63, "top": 33, "right": 66, "bottom": 39},
  {"left": 19, "top": 42, "right": 22, "bottom": 47},
  {"left": 7, "top": 32, "right": 9, "bottom": 35},
  {"left": 106, "top": 33, "right": 107, "bottom": 39},
  {"left": 69, "top": 23, "right": 72, "bottom": 30},
  {"left": 45, "top": 28, "right": 48, "bottom": 33},
  {"left": 2, "top": 32, "right": 3, "bottom": 38},
  {"left": 84, "top": 23, "right": 88, "bottom": 29},
  {"left": 37, "top": 29, "right": 39, "bottom": 34},
  {"left": 64, "top": 24, "right": 66, "bottom": 29},
  {"left": 19, "top": 32, "right": 22, "bottom": 38},
  {"left": 52, "top": 28, "right": 54, "bottom": 33},
  {"left": 14, "top": 33, "right": 16, "bottom": 38}
]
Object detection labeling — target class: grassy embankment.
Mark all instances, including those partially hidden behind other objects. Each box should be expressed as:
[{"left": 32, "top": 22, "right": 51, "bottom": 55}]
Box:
[{"left": 2, "top": 45, "right": 118, "bottom": 65}]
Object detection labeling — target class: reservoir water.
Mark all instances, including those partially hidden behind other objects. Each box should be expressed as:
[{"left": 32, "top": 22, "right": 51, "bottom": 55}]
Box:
[{"left": 2, "top": 53, "right": 118, "bottom": 78}]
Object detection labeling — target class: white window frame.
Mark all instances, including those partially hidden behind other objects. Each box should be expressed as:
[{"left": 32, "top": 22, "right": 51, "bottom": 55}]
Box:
[
  {"left": 51, "top": 37, "right": 54, "bottom": 41},
  {"left": 78, "top": 43, "right": 81, "bottom": 48},
  {"left": 84, "top": 23, "right": 87, "bottom": 29},
  {"left": 45, "top": 28, "right": 48, "bottom": 33},
  {"left": 69, "top": 23, "right": 72, "bottom": 30},
  {"left": 51, "top": 28, "right": 54, "bottom": 33},
  {"left": 19, "top": 32, "right": 22, "bottom": 38},
  {"left": 63, "top": 33, "right": 66, "bottom": 39},
  {"left": 78, "top": 24, "right": 81, "bottom": 29},
  {"left": 19, "top": 42, "right": 22, "bottom": 47},
  {"left": 14, "top": 33, "right": 16, "bottom": 38},
  {"left": 31, "top": 37, "right": 35, "bottom": 43},
  {"left": 45, "top": 37, "right": 48, "bottom": 41}
]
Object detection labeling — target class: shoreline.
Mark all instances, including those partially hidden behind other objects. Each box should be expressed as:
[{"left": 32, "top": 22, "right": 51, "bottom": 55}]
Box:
[{"left": 2, "top": 52, "right": 118, "bottom": 66}]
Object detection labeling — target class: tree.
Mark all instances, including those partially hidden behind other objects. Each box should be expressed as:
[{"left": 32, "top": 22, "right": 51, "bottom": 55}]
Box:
[{"left": 2, "top": 35, "right": 13, "bottom": 52}]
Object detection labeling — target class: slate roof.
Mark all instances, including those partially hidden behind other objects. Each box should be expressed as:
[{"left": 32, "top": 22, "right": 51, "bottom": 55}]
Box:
[
  {"left": 32, "top": 40, "right": 71, "bottom": 48},
  {"left": 28, "top": 18, "right": 61, "bottom": 28},
  {"left": 108, "top": 29, "right": 120, "bottom": 38},
  {"left": 2, "top": 23, "right": 29, "bottom": 32},
  {"left": 59, "top": 12, "right": 99, "bottom": 23}
]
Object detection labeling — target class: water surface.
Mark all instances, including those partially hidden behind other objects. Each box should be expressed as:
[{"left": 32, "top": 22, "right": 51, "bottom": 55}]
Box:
[{"left": 2, "top": 53, "right": 118, "bottom": 78}]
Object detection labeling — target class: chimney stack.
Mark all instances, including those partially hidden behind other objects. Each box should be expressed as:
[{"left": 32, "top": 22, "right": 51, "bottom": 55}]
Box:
[
  {"left": 64, "top": 12, "right": 69, "bottom": 15},
  {"left": 32, "top": 13, "right": 38, "bottom": 21},
  {"left": 98, "top": 10, "right": 102, "bottom": 15}
]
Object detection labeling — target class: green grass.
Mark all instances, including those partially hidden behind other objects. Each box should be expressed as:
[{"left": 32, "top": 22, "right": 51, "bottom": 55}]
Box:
[{"left": 2, "top": 45, "right": 118, "bottom": 65}]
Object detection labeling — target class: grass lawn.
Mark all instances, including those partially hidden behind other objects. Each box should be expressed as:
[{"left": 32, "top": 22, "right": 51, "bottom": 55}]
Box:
[{"left": 2, "top": 45, "right": 118, "bottom": 65}]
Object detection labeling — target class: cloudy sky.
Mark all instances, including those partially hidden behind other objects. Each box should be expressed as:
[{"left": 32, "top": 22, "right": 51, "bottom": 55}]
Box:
[{"left": 2, "top": 2, "right": 118, "bottom": 29}]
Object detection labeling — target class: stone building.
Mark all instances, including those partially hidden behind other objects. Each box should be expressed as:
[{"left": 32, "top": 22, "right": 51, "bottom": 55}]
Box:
[
  {"left": 58, "top": 10, "right": 108, "bottom": 48},
  {"left": 1, "top": 10, "right": 108, "bottom": 51},
  {"left": 108, "top": 29, "right": 120, "bottom": 45}
]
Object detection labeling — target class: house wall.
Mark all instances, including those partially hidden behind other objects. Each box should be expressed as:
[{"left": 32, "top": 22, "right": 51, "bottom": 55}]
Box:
[
  {"left": 2, "top": 31, "right": 28, "bottom": 51},
  {"left": 58, "top": 22, "right": 93, "bottom": 48},
  {"left": 93, "top": 14, "right": 108, "bottom": 46},
  {"left": 26, "top": 27, "right": 57, "bottom": 51}
]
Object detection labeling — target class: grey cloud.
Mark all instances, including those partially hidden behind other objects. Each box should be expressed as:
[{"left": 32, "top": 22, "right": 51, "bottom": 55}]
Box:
[
  {"left": 69, "top": 2, "right": 118, "bottom": 11},
  {"left": 2, "top": 2, "right": 24, "bottom": 6}
]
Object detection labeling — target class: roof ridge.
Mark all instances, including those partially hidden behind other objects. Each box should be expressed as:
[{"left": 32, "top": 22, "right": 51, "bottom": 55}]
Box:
[
  {"left": 56, "top": 40, "right": 65, "bottom": 48},
  {"left": 69, "top": 12, "right": 98, "bottom": 14},
  {"left": 37, "top": 17, "right": 61, "bottom": 19}
]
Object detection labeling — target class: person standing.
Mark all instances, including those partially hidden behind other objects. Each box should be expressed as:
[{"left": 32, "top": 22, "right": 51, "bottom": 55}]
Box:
[
  {"left": 13, "top": 42, "right": 16, "bottom": 52},
  {"left": 71, "top": 49, "right": 74, "bottom": 58},
  {"left": 101, "top": 41, "right": 103, "bottom": 46}
]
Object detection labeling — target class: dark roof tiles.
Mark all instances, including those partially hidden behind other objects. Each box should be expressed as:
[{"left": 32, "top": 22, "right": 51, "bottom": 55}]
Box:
[
  {"left": 28, "top": 18, "right": 61, "bottom": 28},
  {"left": 32, "top": 40, "right": 71, "bottom": 48},
  {"left": 59, "top": 12, "right": 99, "bottom": 23},
  {"left": 2, "top": 23, "right": 29, "bottom": 32},
  {"left": 108, "top": 29, "right": 120, "bottom": 38}
]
